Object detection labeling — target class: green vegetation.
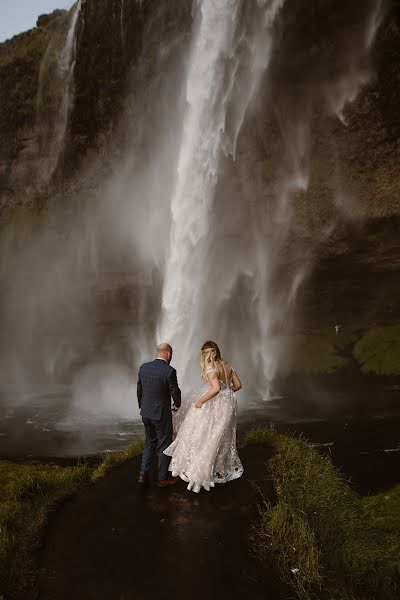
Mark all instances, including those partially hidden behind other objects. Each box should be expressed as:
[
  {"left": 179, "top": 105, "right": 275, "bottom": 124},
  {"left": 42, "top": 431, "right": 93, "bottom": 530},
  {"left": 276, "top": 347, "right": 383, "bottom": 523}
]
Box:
[
  {"left": 92, "top": 440, "right": 144, "bottom": 480},
  {"left": 363, "top": 484, "right": 400, "bottom": 532},
  {"left": 0, "top": 12, "right": 69, "bottom": 131},
  {"left": 243, "top": 427, "right": 400, "bottom": 600},
  {"left": 284, "top": 321, "right": 400, "bottom": 376},
  {"left": 284, "top": 333, "right": 349, "bottom": 374},
  {"left": 0, "top": 29, "right": 49, "bottom": 129},
  {"left": 353, "top": 324, "right": 400, "bottom": 375},
  {"left": 0, "top": 440, "right": 143, "bottom": 598}
]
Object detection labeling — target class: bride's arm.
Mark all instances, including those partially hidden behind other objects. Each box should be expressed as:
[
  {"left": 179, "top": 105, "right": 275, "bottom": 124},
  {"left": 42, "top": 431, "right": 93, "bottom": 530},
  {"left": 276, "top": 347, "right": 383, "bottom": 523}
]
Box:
[
  {"left": 231, "top": 369, "right": 242, "bottom": 392},
  {"left": 194, "top": 371, "right": 221, "bottom": 408}
]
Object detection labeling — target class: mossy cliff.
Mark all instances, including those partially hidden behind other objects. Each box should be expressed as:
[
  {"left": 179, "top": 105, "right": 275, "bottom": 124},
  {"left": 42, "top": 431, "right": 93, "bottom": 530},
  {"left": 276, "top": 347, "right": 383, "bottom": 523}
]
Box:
[
  {"left": 0, "top": 1, "right": 399, "bottom": 216},
  {"left": 0, "top": 1, "right": 192, "bottom": 212},
  {"left": 0, "top": 1, "right": 399, "bottom": 376}
]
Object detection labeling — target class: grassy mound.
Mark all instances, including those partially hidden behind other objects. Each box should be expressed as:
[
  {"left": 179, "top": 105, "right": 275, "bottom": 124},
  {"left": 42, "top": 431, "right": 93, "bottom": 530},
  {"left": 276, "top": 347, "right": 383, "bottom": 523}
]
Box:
[
  {"left": 283, "top": 322, "right": 400, "bottom": 376},
  {"left": 243, "top": 427, "right": 400, "bottom": 600},
  {"left": 0, "top": 440, "right": 143, "bottom": 598},
  {"left": 285, "top": 333, "right": 349, "bottom": 374},
  {"left": 353, "top": 324, "right": 400, "bottom": 375}
]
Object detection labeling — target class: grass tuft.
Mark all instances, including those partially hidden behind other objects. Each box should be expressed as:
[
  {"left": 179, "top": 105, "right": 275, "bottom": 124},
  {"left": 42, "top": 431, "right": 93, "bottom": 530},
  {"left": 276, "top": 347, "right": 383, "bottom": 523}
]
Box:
[
  {"left": 91, "top": 440, "right": 144, "bottom": 481},
  {"left": 244, "top": 427, "right": 400, "bottom": 600},
  {"left": 353, "top": 324, "right": 400, "bottom": 375}
]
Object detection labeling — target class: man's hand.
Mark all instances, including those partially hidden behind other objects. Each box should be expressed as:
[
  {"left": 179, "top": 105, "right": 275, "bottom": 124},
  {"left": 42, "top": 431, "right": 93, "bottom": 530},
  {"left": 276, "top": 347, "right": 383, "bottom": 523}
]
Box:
[{"left": 194, "top": 399, "right": 204, "bottom": 409}]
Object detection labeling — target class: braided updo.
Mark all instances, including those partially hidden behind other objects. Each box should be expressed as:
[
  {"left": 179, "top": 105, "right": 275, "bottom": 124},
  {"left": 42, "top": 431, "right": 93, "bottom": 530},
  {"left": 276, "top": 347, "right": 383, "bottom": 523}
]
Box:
[{"left": 200, "top": 340, "right": 224, "bottom": 380}]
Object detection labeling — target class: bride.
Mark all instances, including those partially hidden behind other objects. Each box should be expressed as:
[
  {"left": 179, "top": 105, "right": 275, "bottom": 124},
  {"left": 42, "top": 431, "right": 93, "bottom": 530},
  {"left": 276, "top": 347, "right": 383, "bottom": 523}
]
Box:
[{"left": 164, "top": 340, "right": 244, "bottom": 493}]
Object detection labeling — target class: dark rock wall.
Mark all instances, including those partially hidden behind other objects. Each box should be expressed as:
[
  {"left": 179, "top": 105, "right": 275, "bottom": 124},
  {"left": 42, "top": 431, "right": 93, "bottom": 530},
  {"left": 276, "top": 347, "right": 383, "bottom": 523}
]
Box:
[{"left": 0, "top": 0, "right": 398, "bottom": 339}]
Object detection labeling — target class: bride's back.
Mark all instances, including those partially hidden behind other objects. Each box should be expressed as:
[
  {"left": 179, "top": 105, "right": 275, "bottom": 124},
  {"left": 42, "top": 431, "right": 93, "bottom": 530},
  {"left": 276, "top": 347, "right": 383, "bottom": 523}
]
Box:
[{"left": 218, "top": 360, "right": 233, "bottom": 385}]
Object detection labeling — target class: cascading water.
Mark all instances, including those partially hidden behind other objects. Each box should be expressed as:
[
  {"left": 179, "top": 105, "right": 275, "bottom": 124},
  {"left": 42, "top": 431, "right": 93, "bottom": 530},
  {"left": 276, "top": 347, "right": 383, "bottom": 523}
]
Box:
[
  {"left": 159, "top": 0, "right": 285, "bottom": 389},
  {"left": 0, "top": 0, "right": 388, "bottom": 454},
  {"left": 36, "top": 0, "right": 81, "bottom": 184},
  {"left": 157, "top": 0, "right": 385, "bottom": 400}
]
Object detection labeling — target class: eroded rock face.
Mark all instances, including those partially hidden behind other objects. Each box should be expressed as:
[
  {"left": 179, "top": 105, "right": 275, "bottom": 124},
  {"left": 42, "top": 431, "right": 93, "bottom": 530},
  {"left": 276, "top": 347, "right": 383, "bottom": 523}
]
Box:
[
  {"left": 0, "top": 1, "right": 399, "bottom": 220},
  {"left": 0, "top": 2, "right": 188, "bottom": 216},
  {"left": 0, "top": 0, "right": 398, "bottom": 345}
]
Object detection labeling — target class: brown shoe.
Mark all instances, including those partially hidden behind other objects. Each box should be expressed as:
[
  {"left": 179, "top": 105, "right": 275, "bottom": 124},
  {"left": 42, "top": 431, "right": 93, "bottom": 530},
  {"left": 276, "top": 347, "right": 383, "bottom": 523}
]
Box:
[
  {"left": 137, "top": 473, "right": 149, "bottom": 484},
  {"left": 157, "top": 477, "right": 178, "bottom": 488}
]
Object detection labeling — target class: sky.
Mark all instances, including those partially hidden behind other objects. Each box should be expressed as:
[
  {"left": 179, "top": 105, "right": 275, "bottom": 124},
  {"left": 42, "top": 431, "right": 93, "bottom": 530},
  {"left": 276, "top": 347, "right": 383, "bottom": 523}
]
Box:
[{"left": 0, "top": 0, "right": 75, "bottom": 42}]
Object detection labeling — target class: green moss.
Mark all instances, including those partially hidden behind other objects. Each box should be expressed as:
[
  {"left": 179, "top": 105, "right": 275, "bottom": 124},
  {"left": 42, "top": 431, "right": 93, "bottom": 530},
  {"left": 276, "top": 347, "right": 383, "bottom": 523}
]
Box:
[
  {"left": 284, "top": 322, "right": 400, "bottom": 376},
  {"left": 284, "top": 334, "right": 348, "bottom": 375},
  {"left": 353, "top": 324, "right": 400, "bottom": 375},
  {"left": 0, "top": 12, "right": 69, "bottom": 131},
  {"left": 244, "top": 427, "right": 400, "bottom": 600},
  {"left": 0, "top": 30, "right": 49, "bottom": 129}
]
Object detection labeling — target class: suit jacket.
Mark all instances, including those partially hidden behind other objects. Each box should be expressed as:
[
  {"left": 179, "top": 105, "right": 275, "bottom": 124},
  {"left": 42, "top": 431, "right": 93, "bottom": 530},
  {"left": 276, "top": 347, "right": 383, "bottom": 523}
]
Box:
[{"left": 137, "top": 359, "right": 182, "bottom": 421}]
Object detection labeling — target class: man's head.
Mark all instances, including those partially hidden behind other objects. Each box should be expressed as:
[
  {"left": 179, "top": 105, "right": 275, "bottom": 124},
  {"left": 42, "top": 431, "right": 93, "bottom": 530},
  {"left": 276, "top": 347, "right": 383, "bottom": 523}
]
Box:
[{"left": 157, "top": 342, "right": 173, "bottom": 364}]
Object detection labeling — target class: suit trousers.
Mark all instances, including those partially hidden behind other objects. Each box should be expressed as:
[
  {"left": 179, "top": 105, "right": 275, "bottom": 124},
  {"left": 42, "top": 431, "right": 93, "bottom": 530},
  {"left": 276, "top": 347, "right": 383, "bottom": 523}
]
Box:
[{"left": 140, "top": 414, "right": 172, "bottom": 480}]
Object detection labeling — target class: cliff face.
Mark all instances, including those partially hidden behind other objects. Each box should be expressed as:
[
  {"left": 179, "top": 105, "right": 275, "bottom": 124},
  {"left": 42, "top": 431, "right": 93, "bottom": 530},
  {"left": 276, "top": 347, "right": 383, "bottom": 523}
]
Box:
[
  {"left": 66, "top": 0, "right": 191, "bottom": 171},
  {"left": 0, "top": 0, "right": 399, "bottom": 380},
  {"left": 0, "top": 0, "right": 192, "bottom": 216},
  {"left": 0, "top": 1, "right": 399, "bottom": 222}
]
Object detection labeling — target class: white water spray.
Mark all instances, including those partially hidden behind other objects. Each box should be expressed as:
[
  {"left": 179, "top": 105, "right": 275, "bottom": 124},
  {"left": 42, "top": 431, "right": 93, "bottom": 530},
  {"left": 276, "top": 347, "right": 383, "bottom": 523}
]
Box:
[{"left": 159, "top": 0, "right": 284, "bottom": 387}]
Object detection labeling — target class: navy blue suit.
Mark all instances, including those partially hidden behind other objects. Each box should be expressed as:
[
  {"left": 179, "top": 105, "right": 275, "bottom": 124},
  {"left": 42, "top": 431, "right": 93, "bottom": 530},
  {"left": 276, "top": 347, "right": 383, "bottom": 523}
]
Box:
[{"left": 137, "top": 359, "right": 181, "bottom": 480}]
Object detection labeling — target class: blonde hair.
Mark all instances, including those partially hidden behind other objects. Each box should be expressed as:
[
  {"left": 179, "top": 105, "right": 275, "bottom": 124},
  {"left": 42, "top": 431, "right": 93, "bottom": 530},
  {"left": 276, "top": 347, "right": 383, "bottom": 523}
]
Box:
[{"left": 200, "top": 340, "right": 224, "bottom": 381}]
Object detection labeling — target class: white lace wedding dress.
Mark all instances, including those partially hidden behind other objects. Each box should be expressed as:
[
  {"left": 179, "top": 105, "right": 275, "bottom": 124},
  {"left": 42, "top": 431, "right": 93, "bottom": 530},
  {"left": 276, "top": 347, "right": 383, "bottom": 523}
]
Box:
[{"left": 164, "top": 364, "right": 244, "bottom": 493}]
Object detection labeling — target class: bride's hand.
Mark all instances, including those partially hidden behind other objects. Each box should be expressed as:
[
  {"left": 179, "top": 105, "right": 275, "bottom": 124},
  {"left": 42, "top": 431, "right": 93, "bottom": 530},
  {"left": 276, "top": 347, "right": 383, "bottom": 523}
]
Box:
[{"left": 194, "top": 400, "right": 204, "bottom": 409}]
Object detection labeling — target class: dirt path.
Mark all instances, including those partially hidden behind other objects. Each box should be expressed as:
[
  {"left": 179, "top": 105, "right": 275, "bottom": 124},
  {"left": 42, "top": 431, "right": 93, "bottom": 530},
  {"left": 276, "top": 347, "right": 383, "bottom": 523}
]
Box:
[{"left": 32, "top": 445, "right": 289, "bottom": 600}]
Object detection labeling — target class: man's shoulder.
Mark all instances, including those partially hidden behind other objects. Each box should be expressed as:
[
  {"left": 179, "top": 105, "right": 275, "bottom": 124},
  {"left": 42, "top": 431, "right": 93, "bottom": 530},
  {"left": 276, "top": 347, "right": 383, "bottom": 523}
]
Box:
[
  {"left": 140, "top": 359, "right": 173, "bottom": 370},
  {"left": 139, "top": 360, "right": 156, "bottom": 371},
  {"left": 161, "top": 361, "right": 176, "bottom": 374},
  {"left": 139, "top": 360, "right": 176, "bottom": 374}
]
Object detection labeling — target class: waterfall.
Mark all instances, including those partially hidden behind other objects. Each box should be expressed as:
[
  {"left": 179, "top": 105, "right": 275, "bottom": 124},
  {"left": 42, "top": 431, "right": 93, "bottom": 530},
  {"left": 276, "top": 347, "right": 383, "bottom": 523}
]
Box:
[
  {"left": 36, "top": 0, "right": 82, "bottom": 184},
  {"left": 0, "top": 0, "right": 386, "bottom": 425},
  {"left": 158, "top": 0, "right": 284, "bottom": 386},
  {"left": 54, "top": 0, "right": 81, "bottom": 170},
  {"left": 157, "top": 0, "right": 384, "bottom": 397},
  {"left": 59, "top": 1, "right": 81, "bottom": 76}
]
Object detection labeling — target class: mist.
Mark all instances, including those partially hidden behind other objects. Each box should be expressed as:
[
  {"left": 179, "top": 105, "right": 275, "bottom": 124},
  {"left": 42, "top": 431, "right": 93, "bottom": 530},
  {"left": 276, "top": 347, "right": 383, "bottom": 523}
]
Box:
[{"left": 0, "top": 0, "right": 385, "bottom": 431}]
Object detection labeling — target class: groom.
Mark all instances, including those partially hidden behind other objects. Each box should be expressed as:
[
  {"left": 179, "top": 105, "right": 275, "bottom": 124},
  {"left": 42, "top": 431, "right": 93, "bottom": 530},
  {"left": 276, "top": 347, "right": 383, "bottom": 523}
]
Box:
[{"left": 137, "top": 343, "right": 182, "bottom": 487}]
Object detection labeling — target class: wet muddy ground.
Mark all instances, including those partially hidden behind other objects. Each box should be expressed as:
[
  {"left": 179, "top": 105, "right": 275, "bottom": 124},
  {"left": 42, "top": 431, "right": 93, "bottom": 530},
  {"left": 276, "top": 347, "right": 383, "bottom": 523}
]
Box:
[{"left": 27, "top": 445, "right": 289, "bottom": 600}]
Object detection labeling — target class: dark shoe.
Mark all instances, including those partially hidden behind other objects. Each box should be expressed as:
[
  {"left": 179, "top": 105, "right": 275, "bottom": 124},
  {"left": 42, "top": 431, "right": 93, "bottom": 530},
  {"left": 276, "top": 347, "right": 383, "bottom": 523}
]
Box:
[
  {"left": 137, "top": 473, "right": 149, "bottom": 485},
  {"left": 157, "top": 477, "right": 178, "bottom": 488}
]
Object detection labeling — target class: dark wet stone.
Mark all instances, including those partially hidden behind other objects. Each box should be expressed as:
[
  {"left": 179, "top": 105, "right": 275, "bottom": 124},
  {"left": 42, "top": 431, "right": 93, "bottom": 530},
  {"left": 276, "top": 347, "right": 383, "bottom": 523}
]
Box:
[{"left": 28, "top": 445, "right": 289, "bottom": 600}]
